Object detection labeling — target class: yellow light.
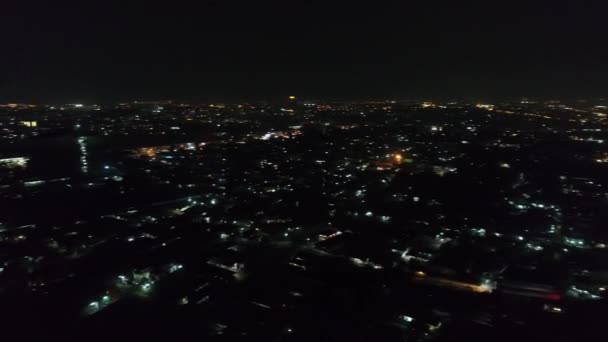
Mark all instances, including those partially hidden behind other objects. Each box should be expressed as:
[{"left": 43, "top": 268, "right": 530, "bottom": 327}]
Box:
[
  {"left": 476, "top": 104, "right": 495, "bottom": 111},
  {"left": 289, "top": 96, "right": 296, "bottom": 100},
  {"left": 20, "top": 121, "right": 37, "bottom": 127},
  {"left": 415, "top": 271, "right": 426, "bottom": 277}
]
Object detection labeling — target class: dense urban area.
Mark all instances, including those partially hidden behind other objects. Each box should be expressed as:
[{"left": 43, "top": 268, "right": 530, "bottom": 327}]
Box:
[{"left": 1, "top": 98, "right": 607, "bottom": 341}]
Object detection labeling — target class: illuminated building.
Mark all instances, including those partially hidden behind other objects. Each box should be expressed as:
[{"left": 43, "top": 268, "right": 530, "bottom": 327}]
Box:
[
  {"left": 78, "top": 137, "right": 88, "bottom": 173},
  {"left": 0, "top": 157, "right": 29, "bottom": 169}
]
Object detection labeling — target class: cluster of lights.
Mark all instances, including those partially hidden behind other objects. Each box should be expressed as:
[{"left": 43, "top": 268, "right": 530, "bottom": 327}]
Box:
[
  {"left": 115, "top": 272, "right": 156, "bottom": 295},
  {"left": 86, "top": 294, "right": 112, "bottom": 315},
  {"left": 475, "top": 104, "right": 495, "bottom": 111},
  {"left": 567, "top": 285, "right": 602, "bottom": 300},
  {"left": 564, "top": 237, "right": 586, "bottom": 248},
  {"left": 594, "top": 156, "right": 608, "bottom": 163},
  {"left": 168, "top": 262, "right": 184, "bottom": 273}
]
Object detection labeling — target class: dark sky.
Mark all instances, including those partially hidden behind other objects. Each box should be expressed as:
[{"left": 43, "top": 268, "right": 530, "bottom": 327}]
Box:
[{"left": 2, "top": 1, "right": 607, "bottom": 103}]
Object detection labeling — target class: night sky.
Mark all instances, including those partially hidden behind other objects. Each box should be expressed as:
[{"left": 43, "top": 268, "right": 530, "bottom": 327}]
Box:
[{"left": 2, "top": 1, "right": 607, "bottom": 103}]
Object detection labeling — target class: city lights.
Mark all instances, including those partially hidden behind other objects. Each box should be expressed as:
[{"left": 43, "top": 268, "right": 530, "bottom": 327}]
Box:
[{"left": 2, "top": 98, "right": 607, "bottom": 340}]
